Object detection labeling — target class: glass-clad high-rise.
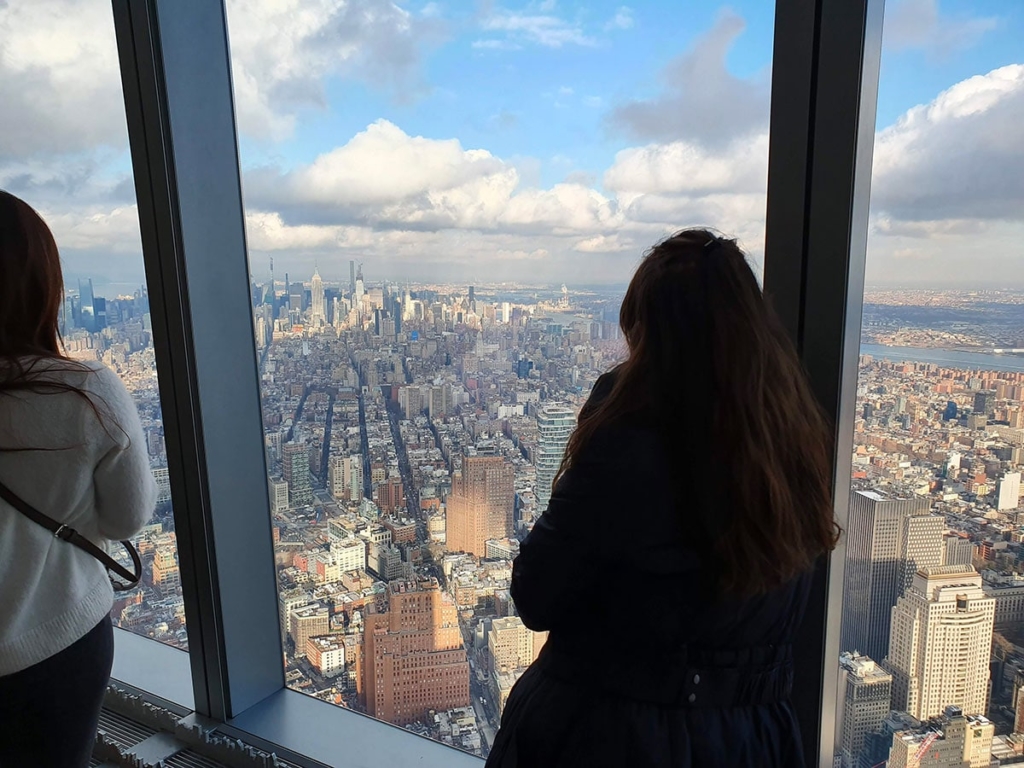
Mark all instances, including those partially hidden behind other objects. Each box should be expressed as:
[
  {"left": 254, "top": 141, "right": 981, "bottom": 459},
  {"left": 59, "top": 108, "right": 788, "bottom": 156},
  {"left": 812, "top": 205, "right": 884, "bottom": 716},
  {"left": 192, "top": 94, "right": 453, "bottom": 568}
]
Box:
[{"left": 535, "top": 405, "right": 577, "bottom": 515}]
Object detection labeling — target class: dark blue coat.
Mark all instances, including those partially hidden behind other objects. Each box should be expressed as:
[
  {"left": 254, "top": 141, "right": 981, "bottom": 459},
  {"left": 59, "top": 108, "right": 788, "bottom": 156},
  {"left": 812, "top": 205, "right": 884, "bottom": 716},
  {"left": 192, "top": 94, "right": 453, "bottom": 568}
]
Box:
[{"left": 485, "top": 373, "right": 811, "bottom": 768}]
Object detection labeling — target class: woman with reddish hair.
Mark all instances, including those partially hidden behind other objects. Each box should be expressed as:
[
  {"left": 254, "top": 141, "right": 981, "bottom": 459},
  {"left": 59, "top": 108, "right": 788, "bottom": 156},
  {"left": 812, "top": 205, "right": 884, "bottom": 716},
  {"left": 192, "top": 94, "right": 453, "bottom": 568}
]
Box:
[
  {"left": 487, "top": 230, "right": 838, "bottom": 768},
  {"left": 0, "top": 190, "right": 157, "bottom": 767}
]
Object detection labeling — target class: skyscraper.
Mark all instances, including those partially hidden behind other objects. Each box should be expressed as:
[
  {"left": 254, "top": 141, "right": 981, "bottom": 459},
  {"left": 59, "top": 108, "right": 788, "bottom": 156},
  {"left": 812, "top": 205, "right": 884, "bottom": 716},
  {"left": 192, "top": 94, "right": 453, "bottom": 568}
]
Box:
[
  {"left": 289, "top": 282, "right": 304, "bottom": 314},
  {"left": 841, "top": 490, "right": 942, "bottom": 662},
  {"left": 349, "top": 260, "right": 356, "bottom": 297},
  {"left": 887, "top": 565, "right": 994, "bottom": 720},
  {"left": 282, "top": 443, "right": 313, "bottom": 507},
  {"left": 269, "top": 256, "right": 275, "bottom": 305},
  {"left": 310, "top": 265, "right": 325, "bottom": 328},
  {"left": 78, "top": 277, "right": 95, "bottom": 332},
  {"left": 837, "top": 652, "right": 892, "bottom": 768},
  {"left": 363, "top": 578, "right": 470, "bottom": 725},
  {"left": 355, "top": 264, "right": 365, "bottom": 306},
  {"left": 446, "top": 449, "right": 515, "bottom": 557},
  {"left": 535, "top": 405, "right": 576, "bottom": 514}
]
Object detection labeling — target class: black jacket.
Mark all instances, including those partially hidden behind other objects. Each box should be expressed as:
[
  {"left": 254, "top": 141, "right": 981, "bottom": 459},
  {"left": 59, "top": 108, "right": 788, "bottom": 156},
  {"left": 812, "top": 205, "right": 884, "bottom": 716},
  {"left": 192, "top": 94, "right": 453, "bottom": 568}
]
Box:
[{"left": 485, "top": 372, "right": 811, "bottom": 768}]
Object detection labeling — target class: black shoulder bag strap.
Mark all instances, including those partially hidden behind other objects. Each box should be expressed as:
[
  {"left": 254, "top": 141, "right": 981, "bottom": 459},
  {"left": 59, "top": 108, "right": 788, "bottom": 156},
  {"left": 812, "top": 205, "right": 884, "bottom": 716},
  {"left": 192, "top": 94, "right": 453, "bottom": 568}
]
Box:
[{"left": 0, "top": 479, "right": 142, "bottom": 591}]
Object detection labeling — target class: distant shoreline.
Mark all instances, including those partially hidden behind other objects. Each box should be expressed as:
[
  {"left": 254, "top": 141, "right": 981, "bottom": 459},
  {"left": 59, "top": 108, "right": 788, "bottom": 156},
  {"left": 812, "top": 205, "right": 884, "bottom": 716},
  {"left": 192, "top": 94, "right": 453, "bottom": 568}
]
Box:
[{"left": 860, "top": 343, "right": 1024, "bottom": 373}]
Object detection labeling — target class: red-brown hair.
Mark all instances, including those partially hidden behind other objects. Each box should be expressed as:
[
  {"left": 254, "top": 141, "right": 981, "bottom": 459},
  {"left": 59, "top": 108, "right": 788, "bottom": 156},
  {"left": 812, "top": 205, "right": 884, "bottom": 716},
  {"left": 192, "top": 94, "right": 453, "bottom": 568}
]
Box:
[{"left": 558, "top": 229, "right": 838, "bottom": 596}]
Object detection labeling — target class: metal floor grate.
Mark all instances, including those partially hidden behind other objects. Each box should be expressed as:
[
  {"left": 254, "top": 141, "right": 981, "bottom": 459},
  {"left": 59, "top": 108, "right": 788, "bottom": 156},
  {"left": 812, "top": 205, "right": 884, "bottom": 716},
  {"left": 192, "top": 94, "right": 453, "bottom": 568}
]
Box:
[
  {"left": 96, "top": 709, "right": 158, "bottom": 749},
  {"left": 164, "top": 750, "right": 226, "bottom": 768}
]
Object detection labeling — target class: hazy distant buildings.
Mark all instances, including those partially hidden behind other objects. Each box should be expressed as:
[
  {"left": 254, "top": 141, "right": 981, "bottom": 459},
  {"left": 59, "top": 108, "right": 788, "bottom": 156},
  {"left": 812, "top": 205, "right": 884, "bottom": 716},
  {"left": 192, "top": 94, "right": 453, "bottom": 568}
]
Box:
[
  {"left": 535, "top": 405, "right": 576, "bottom": 514},
  {"left": 364, "top": 579, "right": 470, "bottom": 725},
  {"left": 446, "top": 449, "right": 515, "bottom": 557},
  {"left": 841, "top": 490, "right": 942, "bottom": 662},
  {"left": 888, "top": 566, "right": 994, "bottom": 720}
]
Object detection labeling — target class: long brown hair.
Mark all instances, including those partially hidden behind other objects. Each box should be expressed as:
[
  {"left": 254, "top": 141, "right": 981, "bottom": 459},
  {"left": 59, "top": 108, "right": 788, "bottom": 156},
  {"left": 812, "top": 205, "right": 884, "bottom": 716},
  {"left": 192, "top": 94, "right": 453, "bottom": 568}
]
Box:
[
  {"left": 0, "top": 190, "right": 118, "bottom": 442},
  {"left": 559, "top": 229, "right": 838, "bottom": 596}
]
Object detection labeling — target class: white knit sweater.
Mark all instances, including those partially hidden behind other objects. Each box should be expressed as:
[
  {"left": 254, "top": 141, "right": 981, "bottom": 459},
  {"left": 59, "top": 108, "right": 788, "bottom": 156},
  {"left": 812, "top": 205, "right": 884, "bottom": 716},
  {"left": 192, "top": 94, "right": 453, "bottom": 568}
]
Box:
[{"left": 0, "top": 358, "right": 157, "bottom": 675}]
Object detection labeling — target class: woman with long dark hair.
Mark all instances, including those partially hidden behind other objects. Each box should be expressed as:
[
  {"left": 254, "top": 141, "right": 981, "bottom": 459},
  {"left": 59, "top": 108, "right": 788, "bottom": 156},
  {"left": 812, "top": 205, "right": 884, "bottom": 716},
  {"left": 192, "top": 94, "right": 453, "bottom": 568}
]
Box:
[
  {"left": 0, "top": 190, "right": 157, "bottom": 767},
  {"left": 486, "top": 229, "right": 838, "bottom": 767}
]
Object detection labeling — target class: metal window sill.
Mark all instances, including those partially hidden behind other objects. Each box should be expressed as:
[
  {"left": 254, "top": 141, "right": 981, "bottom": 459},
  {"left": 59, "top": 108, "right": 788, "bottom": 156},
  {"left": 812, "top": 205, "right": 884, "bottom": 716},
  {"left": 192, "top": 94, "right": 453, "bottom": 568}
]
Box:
[
  {"left": 111, "top": 627, "right": 195, "bottom": 712},
  {"left": 227, "top": 688, "right": 484, "bottom": 768},
  {"left": 111, "top": 628, "right": 482, "bottom": 768}
]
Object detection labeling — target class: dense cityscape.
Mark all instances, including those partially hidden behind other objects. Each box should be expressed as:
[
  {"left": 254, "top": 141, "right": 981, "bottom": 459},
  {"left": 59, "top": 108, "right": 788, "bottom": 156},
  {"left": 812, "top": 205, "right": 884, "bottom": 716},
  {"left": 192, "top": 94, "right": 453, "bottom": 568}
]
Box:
[{"left": 60, "top": 271, "right": 1024, "bottom": 766}]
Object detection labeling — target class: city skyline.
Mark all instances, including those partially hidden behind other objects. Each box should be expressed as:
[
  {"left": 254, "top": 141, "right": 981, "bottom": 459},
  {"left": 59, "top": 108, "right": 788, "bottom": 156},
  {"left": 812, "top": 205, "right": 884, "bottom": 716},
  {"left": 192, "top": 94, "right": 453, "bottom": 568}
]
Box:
[
  {"left": 3, "top": 0, "right": 1024, "bottom": 289},
  {"left": 57, "top": 252, "right": 1024, "bottom": 761}
]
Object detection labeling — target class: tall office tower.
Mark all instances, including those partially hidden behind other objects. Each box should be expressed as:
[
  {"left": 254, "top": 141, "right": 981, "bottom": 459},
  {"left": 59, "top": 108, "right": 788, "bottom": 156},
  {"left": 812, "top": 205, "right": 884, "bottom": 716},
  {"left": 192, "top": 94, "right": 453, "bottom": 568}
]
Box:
[
  {"left": 343, "top": 454, "right": 363, "bottom": 502},
  {"left": 289, "top": 282, "right": 304, "bottom": 314},
  {"left": 841, "top": 490, "right": 940, "bottom": 661},
  {"left": 535, "top": 405, "right": 576, "bottom": 514},
  {"left": 268, "top": 256, "right": 275, "bottom": 305},
  {"left": 391, "top": 297, "right": 402, "bottom": 335},
  {"left": 998, "top": 472, "right": 1021, "bottom": 511},
  {"left": 310, "top": 265, "right": 325, "bottom": 328},
  {"left": 355, "top": 264, "right": 365, "bottom": 305},
  {"left": 363, "top": 578, "right": 470, "bottom": 725},
  {"left": 284, "top": 272, "right": 289, "bottom": 307},
  {"left": 93, "top": 296, "right": 107, "bottom": 330},
  {"left": 886, "top": 707, "right": 993, "bottom": 768},
  {"left": 446, "top": 450, "right": 515, "bottom": 557},
  {"left": 78, "top": 277, "right": 95, "bottom": 332},
  {"left": 468, "top": 285, "right": 475, "bottom": 312},
  {"left": 901, "top": 514, "right": 945, "bottom": 593},
  {"left": 888, "top": 566, "right": 994, "bottom": 720},
  {"left": 836, "top": 653, "right": 892, "bottom": 768},
  {"left": 943, "top": 535, "right": 974, "bottom": 567},
  {"left": 349, "top": 260, "right": 356, "bottom": 296},
  {"left": 281, "top": 443, "right": 313, "bottom": 506}
]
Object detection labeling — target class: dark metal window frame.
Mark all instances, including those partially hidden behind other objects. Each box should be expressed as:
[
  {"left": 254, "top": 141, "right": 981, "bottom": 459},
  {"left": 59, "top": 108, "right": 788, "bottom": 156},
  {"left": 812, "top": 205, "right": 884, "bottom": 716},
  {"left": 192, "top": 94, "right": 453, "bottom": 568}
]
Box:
[{"left": 104, "top": 0, "right": 885, "bottom": 764}]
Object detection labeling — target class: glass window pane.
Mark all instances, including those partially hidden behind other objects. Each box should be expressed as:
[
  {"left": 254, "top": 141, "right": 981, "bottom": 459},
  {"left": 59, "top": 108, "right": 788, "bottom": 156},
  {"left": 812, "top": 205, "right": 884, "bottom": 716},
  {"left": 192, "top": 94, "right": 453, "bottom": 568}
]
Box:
[
  {"left": 226, "top": 1, "right": 774, "bottom": 756},
  {"left": 0, "top": 0, "right": 187, "bottom": 651},
  {"left": 835, "top": 3, "right": 1022, "bottom": 765}
]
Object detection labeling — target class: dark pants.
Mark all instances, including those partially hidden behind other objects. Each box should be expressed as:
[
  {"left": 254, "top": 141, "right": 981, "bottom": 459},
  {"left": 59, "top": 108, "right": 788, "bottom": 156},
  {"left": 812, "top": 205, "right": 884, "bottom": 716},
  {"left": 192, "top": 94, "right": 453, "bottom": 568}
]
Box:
[{"left": 0, "top": 615, "right": 113, "bottom": 768}]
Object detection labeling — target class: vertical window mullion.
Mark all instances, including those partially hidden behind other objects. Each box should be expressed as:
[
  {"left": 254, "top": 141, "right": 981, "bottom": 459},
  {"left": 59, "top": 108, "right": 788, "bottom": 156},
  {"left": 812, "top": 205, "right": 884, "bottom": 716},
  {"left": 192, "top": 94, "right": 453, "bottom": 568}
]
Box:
[
  {"left": 112, "top": 0, "right": 284, "bottom": 720},
  {"left": 763, "top": 0, "right": 886, "bottom": 764}
]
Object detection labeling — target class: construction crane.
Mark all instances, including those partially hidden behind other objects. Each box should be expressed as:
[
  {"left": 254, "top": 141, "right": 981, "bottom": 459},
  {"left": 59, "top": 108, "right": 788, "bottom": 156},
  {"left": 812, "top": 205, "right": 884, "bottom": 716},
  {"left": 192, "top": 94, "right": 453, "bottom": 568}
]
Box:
[{"left": 913, "top": 731, "right": 940, "bottom": 762}]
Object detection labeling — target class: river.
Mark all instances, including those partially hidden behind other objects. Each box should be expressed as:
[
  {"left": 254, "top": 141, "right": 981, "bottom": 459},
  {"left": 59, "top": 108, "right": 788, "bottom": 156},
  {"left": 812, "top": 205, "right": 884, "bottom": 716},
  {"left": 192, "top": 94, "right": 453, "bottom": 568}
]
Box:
[{"left": 860, "top": 343, "right": 1024, "bottom": 373}]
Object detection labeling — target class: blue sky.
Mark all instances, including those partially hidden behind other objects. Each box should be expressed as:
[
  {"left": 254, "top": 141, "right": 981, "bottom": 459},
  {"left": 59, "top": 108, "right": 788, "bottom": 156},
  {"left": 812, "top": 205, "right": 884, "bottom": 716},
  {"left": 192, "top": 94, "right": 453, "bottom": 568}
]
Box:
[
  {"left": 2, "top": 0, "right": 1023, "bottom": 291},
  {"left": 236, "top": 0, "right": 1022, "bottom": 185}
]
